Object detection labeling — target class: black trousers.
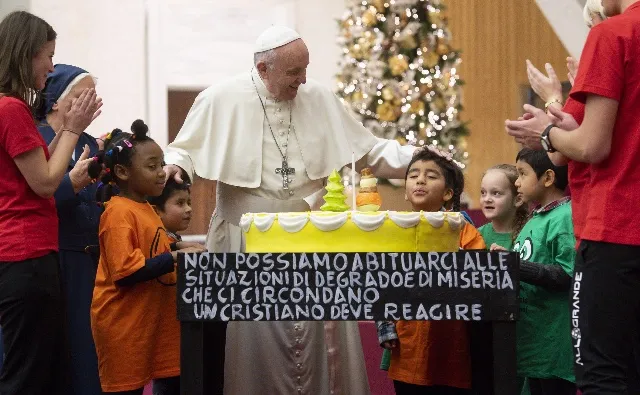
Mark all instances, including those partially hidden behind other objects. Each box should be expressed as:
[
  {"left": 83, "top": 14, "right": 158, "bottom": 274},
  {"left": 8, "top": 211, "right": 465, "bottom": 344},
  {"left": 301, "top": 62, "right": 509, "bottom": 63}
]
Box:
[
  {"left": 105, "top": 375, "right": 180, "bottom": 395},
  {"left": 528, "top": 378, "right": 575, "bottom": 395},
  {"left": 572, "top": 240, "right": 640, "bottom": 395},
  {"left": 393, "top": 381, "right": 471, "bottom": 395},
  {"left": 0, "top": 253, "right": 69, "bottom": 395}
]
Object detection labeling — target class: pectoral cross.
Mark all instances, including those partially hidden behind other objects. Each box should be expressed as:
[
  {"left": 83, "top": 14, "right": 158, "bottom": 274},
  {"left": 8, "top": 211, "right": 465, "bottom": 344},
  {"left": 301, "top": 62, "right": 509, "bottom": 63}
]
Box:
[{"left": 275, "top": 160, "right": 295, "bottom": 190}]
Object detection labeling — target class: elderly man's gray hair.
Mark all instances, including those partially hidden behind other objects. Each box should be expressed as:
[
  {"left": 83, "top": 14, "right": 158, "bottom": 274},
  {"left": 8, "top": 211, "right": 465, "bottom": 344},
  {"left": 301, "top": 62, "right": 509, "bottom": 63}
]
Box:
[{"left": 254, "top": 49, "right": 277, "bottom": 69}]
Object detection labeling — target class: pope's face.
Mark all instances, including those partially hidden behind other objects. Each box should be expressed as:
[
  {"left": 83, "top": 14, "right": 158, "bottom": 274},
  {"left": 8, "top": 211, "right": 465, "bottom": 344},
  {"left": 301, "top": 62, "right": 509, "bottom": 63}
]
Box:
[{"left": 259, "top": 39, "right": 309, "bottom": 101}]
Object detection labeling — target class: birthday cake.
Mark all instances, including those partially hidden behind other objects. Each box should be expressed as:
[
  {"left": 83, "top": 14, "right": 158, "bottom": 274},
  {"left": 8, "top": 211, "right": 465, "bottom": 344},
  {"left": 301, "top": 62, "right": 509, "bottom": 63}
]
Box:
[{"left": 241, "top": 168, "right": 464, "bottom": 253}]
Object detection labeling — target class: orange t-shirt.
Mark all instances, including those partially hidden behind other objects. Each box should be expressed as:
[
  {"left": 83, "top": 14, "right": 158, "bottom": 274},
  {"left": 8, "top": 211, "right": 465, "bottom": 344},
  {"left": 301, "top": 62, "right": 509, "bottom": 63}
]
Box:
[
  {"left": 388, "top": 222, "right": 486, "bottom": 388},
  {"left": 91, "top": 196, "right": 180, "bottom": 392}
]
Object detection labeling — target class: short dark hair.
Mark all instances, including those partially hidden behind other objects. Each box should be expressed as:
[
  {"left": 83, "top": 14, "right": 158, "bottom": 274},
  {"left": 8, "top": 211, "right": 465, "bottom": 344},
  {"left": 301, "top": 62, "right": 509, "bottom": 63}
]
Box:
[
  {"left": 0, "top": 11, "right": 56, "bottom": 112},
  {"left": 405, "top": 149, "right": 465, "bottom": 211},
  {"left": 516, "top": 148, "right": 568, "bottom": 190},
  {"left": 148, "top": 177, "right": 190, "bottom": 211}
]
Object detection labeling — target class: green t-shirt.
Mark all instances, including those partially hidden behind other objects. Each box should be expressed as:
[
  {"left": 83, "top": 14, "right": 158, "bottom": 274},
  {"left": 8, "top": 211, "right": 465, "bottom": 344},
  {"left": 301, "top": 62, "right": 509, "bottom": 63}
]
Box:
[
  {"left": 513, "top": 200, "right": 575, "bottom": 382},
  {"left": 478, "top": 222, "right": 514, "bottom": 250}
]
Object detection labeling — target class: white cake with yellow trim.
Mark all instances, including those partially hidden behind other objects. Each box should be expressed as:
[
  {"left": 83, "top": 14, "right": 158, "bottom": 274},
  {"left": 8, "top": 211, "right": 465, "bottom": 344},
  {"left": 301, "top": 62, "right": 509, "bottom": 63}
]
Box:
[{"left": 241, "top": 211, "right": 464, "bottom": 253}]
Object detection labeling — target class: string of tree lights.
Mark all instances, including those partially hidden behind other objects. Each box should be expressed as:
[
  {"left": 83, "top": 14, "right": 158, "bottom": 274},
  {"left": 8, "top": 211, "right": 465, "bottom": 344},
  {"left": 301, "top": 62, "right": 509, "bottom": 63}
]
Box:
[{"left": 336, "top": 0, "right": 469, "bottom": 168}]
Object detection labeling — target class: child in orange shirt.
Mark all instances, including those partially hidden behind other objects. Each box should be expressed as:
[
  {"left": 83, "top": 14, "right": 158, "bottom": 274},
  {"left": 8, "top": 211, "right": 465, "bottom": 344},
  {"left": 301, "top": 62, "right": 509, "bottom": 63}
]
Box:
[
  {"left": 88, "top": 120, "right": 204, "bottom": 395},
  {"left": 377, "top": 149, "right": 485, "bottom": 395}
]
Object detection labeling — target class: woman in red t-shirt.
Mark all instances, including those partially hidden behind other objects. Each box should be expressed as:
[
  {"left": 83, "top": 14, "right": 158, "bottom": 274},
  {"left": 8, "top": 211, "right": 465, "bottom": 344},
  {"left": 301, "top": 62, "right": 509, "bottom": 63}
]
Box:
[
  {"left": 524, "top": 0, "right": 606, "bottom": 245},
  {"left": 0, "top": 11, "right": 101, "bottom": 395}
]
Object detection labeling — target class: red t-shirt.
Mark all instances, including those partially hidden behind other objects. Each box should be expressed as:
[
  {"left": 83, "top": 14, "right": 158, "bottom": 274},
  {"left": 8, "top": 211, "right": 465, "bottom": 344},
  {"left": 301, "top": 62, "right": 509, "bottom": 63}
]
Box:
[
  {"left": 0, "top": 97, "right": 58, "bottom": 261},
  {"left": 561, "top": 98, "right": 588, "bottom": 240},
  {"left": 570, "top": 2, "right": 640, "bottom": 246}
]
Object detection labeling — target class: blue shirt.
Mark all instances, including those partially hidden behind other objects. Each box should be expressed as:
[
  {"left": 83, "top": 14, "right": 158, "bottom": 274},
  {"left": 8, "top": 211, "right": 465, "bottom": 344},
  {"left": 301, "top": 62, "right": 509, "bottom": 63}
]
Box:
[{"left": 39, "top": 125, "right": 101, "bottom": 250}]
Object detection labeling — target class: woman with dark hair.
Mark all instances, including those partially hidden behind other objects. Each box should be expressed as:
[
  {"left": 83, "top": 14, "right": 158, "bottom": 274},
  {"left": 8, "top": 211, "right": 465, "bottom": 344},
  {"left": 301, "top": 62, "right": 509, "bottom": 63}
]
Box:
[
  {"left": 35, "top": 64, "right": 103, "bottom": 395},
  {"left": 0, "top": 10, "right": 101, "bottom": 395}
]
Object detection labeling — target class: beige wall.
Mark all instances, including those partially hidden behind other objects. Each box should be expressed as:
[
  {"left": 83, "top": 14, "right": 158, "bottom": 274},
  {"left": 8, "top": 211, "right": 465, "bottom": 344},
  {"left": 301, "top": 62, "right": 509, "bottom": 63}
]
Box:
[{"left": 446, "top": 0, "right": 571, "bottom": 208}]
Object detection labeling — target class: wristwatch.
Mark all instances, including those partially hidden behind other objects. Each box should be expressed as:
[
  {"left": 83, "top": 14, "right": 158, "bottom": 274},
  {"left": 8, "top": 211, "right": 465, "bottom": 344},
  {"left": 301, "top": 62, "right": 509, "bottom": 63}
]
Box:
[{"left": 540, "top": 124, "right": 556, "bottom": 153}]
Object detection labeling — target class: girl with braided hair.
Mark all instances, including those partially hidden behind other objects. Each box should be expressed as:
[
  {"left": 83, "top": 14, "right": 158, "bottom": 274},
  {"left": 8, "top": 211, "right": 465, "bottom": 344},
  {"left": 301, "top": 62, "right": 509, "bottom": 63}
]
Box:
[
  {"left": 377, "top": 149, "right": 486, "bottom": 395},
  {"left": 88, "top": 120, "right": 204, "bottom": 395}
]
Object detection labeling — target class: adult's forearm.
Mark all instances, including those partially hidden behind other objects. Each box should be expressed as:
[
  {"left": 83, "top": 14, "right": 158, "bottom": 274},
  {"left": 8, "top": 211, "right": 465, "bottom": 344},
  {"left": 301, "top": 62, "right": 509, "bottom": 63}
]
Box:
[
  {"left": 364, "top": 138, "right": 416, "bottom": 179},
  {"left": 45, "top": 130, "right": 81, "bottom": 195},
  {"left": 47, "top": 128, "right": 62, "bottom": 154}
]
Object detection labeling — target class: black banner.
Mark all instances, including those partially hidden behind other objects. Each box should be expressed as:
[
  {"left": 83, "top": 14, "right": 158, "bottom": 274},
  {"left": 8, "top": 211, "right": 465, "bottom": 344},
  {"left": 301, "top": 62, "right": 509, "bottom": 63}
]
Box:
[{"left": 177, "top": 251, "right": 519, "bottom": 322}]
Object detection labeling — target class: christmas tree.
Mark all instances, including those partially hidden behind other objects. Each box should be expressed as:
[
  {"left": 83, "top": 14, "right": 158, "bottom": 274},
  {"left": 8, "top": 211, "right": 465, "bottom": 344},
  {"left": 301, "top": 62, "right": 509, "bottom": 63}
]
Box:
[
  {"left": 336, "top": 0, "right": 468, "bottom": 166},
  {"left": 321, "top": 169, "right": 350, "bottom": 212}
]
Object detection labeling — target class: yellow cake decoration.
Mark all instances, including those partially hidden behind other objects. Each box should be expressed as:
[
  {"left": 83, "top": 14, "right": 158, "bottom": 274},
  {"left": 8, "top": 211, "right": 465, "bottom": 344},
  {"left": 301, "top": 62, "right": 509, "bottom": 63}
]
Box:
[{"left": 356, "top": 167, "right": 382, "bottom": 211}]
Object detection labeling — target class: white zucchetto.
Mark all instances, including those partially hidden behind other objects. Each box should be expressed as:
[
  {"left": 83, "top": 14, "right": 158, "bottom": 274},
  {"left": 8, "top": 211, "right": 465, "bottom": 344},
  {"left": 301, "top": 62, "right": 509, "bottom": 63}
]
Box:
[{"left": 254, "top": 25, "right": 301, "bottom": 53}]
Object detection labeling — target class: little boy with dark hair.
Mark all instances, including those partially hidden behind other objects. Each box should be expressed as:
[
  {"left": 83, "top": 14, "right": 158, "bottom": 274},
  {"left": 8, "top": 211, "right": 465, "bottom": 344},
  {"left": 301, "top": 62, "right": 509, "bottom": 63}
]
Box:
[{"left": 511, "top": 148, "right": 576, "bottom": 395}]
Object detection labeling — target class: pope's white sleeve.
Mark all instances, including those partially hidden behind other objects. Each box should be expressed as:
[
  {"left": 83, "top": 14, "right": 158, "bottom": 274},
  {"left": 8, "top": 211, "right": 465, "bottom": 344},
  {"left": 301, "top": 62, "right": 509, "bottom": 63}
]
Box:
[{"left": 363, "top": 138, "right": 416, "bottom": 179}]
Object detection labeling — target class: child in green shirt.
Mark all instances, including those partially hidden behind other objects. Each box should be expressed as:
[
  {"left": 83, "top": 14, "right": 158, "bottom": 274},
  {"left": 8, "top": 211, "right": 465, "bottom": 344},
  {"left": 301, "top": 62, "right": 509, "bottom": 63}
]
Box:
[
  {"left": 479, "top": 164, "right": 529, "bottom": 250},
  {"left": 478, "top": 164, "right": 531, "bottom": 395},
  {"left": 496, "top": 148, "right": 576, "bottom": 395}
]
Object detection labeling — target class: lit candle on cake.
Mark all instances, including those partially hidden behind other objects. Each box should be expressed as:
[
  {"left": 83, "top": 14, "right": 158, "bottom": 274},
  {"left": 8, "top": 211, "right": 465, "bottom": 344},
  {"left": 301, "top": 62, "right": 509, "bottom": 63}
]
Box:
[{"left": 351, "top": 152, "right": 357, "bottom": 211}]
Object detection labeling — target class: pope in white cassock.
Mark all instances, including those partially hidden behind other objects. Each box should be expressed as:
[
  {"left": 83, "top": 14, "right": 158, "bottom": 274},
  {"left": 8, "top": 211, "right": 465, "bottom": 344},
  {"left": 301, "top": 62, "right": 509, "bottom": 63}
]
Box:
[{"left": 164, "top": 26, "right": 416, "bottom": 395}]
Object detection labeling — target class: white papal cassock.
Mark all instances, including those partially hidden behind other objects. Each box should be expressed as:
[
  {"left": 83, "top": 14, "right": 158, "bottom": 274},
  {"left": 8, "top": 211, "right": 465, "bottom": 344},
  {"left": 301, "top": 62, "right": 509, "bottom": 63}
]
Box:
[{"left": 165, "top": 67, "right": 414, "bottom": 395}]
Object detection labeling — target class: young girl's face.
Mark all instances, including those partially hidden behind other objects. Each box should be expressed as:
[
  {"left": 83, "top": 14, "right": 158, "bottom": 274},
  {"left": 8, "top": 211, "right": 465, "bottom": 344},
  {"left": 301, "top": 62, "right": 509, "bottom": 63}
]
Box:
[
  {"left": 158, "top": 189, "right": 192, "bottom": 233},
  {"left": 480, "top": 169, "right": 518, "bottom": 222},
  {"left": 405, "top": 160, "right": 452, "bottom": 212},
  {"left": 116, "top": 141, "right": 166, "bottom": 201}
]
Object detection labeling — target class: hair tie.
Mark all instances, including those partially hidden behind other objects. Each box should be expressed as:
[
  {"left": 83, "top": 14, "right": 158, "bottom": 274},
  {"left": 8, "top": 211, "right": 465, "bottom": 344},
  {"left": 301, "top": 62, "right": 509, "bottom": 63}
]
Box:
[
  {"left": 105, "top": 168, "right": 111, "bottom": 174},
  {"left": 92, "top": 156, "right": 99, "bottom": 162},
  {"left": 116, "top": 146, "right": 123, "bottom": 152},
  {"left": 106, "top": 132, "right": 112, "bottom": 140},
  {"left": 123, "top": 140, "right": 132, "bottom": 148}
]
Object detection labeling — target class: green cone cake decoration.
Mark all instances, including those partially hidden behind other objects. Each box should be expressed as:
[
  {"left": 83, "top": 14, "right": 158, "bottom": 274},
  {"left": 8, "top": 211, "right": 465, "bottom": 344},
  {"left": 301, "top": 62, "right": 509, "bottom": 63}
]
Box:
[{"left": 320, "top": 169, "right": 350, "bottom": 212}]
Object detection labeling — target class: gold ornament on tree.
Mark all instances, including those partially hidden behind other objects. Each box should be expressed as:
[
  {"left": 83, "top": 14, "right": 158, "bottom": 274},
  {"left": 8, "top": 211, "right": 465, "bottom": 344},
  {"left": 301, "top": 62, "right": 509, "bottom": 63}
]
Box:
[
  {"left": 431, "top": 96, "right": 447, "bottom": 113},
  {"left": 371, "top": 0, "right": 385, "bottom": 13},
  {"left": 376, "top": 102, "right": 400, "bottom": 122},
  {"left": 422, "top": 51, "right": 440, "bottom": 68},
  {"left": 349, "top": 44, "right": 368, "bottom": 60},
  {"left": 399, "top": 35, "right": 418, "bottom": 50},
  {"left": 361, "top": 9, "right": 378, "bottom": 27},
  {"left": 436, "top": 42, "right": 450, "bottom": 55},
  {"left": 389, "top": 55, "right": 409, "bottom": 76},
  {"left": 409, "top": 100, "right": 426, "bottom": 115},
  {"left": 458, "top": 137, "right": 468, "bottom": 152},
  {"left": 381, "top": 87, "right": 396, "bottom": 101}
]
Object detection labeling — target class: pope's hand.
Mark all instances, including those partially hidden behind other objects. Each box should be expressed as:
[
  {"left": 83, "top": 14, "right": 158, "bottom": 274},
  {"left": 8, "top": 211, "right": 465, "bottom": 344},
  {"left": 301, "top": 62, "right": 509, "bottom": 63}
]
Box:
[
  {"left": 412, "top": 144, "right": 452, "bottom": 160},
  {"left": 164, "top": 164, "right": 185, "bottom": 184}
]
